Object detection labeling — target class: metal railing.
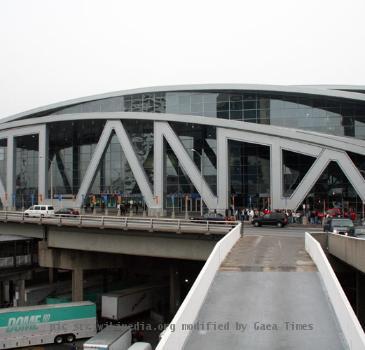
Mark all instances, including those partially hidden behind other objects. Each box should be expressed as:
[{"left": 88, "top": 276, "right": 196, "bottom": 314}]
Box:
[
  {"left": 0, "top": 211, "right": 238, "bottom": 235},
  {"left": 0, "top": 254, "right": 32, "bottom": 268}
]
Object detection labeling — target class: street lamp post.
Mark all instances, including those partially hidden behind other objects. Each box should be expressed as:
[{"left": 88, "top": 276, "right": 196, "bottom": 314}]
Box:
[
  {"left": 184, "top": 195, "right": 189, "bottom": 220},
  {"left": 191, "top": 148, "right": 204, "bottom": 216}
]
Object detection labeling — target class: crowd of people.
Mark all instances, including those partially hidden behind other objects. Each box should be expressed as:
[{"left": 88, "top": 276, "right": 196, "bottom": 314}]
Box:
[{"left": 230, "top": 207, "right": 358, "bottom": 224}]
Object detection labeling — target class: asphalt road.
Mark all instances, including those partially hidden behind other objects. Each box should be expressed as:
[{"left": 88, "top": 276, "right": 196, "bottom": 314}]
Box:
[{"left": 242, "top": 224, "right": 315, "bottom": 237}]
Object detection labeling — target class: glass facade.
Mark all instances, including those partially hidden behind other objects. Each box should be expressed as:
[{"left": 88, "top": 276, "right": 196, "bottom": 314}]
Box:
[
  {"left": 15, "top": 134, "right": 39, "bottom": 208},
  {"left": 228, "top": 141, "right": 270, "bottom": 209},
  {"left": 301, "top": 161, "right": 362, "bottom": 214},
  {"left": 48, "top": 120, "right": 106, "bottom": 197},
  {"left": 347, "top": 152, "right": 365, "bottom": 180},
  {"left": 282, "top": 150, "right": 316, "bottom": 197},
  {"left": 88, "top": 121, "right": 153, "bottom": 206},
  {"left": 3, "top": 87, "right": 365, "bottom": 215},
  {"left": 165, "top": 122, "right": 216, "bottom": 212},
  {"left": 48, "top": 119, "right": 153, "bottom": 207},
  {"left": 49, "top": 91, "right": 365, "bottom": 140}
]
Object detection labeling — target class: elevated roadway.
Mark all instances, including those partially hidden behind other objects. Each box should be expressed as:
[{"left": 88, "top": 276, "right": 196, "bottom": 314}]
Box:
[
  {"left": 0, "top": 211, "right": 238, "bottom": 261},
  {"left": 182, "top": 228, "right": 349, "bottom": 350}
]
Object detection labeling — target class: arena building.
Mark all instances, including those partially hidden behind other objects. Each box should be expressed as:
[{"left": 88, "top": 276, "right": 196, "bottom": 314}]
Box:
[{"left": 0, "top": 84, "right": 365, "bottom": 215}]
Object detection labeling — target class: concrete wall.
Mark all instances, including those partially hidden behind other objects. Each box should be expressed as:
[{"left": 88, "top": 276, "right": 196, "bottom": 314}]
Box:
[
  {"left": 0, "top": 222, "right": 45, "bottom": 239},
  {"left": 156, "top": 223, "right": 241, "bottom": 350},
  {"left": 305, "top": 232, "right": 365, "bottom": 350},
  {"left": 328, "top": 234, "right": 365, "bottom": 274},
  {"left": 38, "top": 241, "right": 126, "bottom": 270},
  {"left": 310, "top": 232, "right": 328, "bottom": 250},
  {"left": 47, "top": 227, "right": 217, "bottom": 261}
]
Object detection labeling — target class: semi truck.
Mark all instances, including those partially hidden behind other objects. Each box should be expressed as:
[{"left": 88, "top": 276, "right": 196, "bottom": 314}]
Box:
[
  {"left": 83, "top": 325, "right": 152, "bottom": 350},
  {"left": 0, "top": 301, "right": 97, "bottom": 349},
  {"left": 101, "top": 284, "right": 166, "bottom": 321}
]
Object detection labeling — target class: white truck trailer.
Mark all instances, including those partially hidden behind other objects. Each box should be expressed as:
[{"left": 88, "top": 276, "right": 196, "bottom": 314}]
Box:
[
  {"left": 101, "top": 284, "right": 165, "bottom": 321},
  {"left": 0, "top": 301, "right": 97, "bottom": 349},
  {"left": 83, "top": 325, "right": 152, "bottom": 350}
]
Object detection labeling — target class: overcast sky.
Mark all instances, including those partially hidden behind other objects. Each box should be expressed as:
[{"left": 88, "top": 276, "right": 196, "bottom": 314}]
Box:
[{"left": 0, "top": 0, "right": 364, "bottom": 118}]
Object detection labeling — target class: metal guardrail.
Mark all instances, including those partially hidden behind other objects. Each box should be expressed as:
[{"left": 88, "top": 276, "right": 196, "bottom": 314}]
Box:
[{"left": 0, "top": 211, "right": 238, "bottom": 235}]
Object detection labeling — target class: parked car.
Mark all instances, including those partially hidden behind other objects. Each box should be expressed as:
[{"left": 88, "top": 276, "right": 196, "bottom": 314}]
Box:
[
  {"left": 24, "top": 205, "right": 55, "bottom": 217},
  {"left": 323, "top": 218, "right": 355, "bottom": 236},
  {"left": 54, "top": 208, "right": 80, "bottom": 217},
  {"left": 251, "top": 212, "right": 288, "bottom": 227},
  {"left": 190, "top": 212, "right": 227, "bottom": 222}
]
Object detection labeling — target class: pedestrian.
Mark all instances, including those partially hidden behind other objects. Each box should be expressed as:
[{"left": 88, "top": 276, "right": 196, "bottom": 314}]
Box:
[
  {"left": 249, "top": 209, "right": 254, "bottom": 222},
  {"left": 240, "top": 208, "right": 245, "bottom": 221}
]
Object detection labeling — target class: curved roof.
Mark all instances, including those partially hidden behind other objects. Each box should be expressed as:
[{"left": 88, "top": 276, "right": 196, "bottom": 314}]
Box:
[{"left": 2, "top": 83, "right": 365, "bottom": 125}]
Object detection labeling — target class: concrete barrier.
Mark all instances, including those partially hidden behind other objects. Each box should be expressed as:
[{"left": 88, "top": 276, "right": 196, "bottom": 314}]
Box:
[
  {"left": 328, "top": 233, "right": 365, "bottom": 274},
  {"left": 305, "top": 232, "right": 365, "bottom": 350},
  {"left": 156, "top": 224, "right": 242, "bottom": 350}
]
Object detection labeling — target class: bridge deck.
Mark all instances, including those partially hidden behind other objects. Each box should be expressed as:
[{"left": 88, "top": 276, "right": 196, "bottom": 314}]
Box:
[
  {"left": 0, "top": 211, "right": 236, "bottom": 235},
  {"left": 183, "top": 235, "right": 348, "bottom": 350}
]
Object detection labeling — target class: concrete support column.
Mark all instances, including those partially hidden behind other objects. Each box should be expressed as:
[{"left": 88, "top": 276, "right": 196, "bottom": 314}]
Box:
[
  {"left": 17, "top": 279, "right": 26, "bottom": 307},
  {"left": 3, "top": 280, "right": 10, "bottom": 303},
  {"left": 270, "top": 144, "right": 281, "bottom": 211},
  {"left": 38, "top": 125, "right": 48, "bottom": 203},
  {"left": 72, "top": 268, "right": 84, "bottom": 302},
  {"left": 356, "top": 271, "right": 365, "bottom": 329},
  {"left": 216, "top": 128, "right": 229, "bottom": 215},
  {"left": 154, "top": 122, "right": 166, "bottom": 216},
  {"left": 6, "top": 135, "right": 15, "bottom": 210},
  {"left": 169, "top": 264, "right": 180, "bottom": 317},
  {"left": 48, "top": 267, "right": 54, "bottom": 284}
]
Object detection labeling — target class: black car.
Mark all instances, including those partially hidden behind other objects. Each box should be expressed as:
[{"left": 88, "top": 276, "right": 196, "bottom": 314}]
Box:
[
  {"left": 54, "top": 208, "right": 80, "bottom": 217},
  {"left": 323, "top": 218, "right": 355, "bottom": 236},
  {"left": 251, "top": 212, "right": 288, "bottom": 227}
]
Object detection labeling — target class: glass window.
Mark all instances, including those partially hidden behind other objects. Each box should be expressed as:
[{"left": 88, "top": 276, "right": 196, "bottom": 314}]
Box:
[
  {"left": 228, "top": 140, "right": 270, "bottom": 208},
  {"left": 15, "top": 134, "right": 39, "bottom": 208},
  {"left": 47, "top": 90, "right": 365, "bottom": 140},
  {"left": 282, "top": 150, "right": 316, "bottom": 197}
]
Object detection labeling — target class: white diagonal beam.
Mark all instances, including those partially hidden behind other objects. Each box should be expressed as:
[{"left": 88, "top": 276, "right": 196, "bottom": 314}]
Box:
[
  {"left": 113, "top": 121, "right": 155, "bottom": 208},
  {"left": 76, "top": 121, "right": 155, "bottom": 208},
  {"left": 156, "top": 122, "right": 217, "bottom": 210},
  {"left": 275, "top": 149, "right": 329, "bottom": 210},
  {"left": 76, "top": 122, "right": 113, "bottom": 205},
  {"left": 333, "top": 151, "right": 365, "bottom": 202},
  {"left": 275, "top": 149, "right": 365, "bottom": 210}
]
